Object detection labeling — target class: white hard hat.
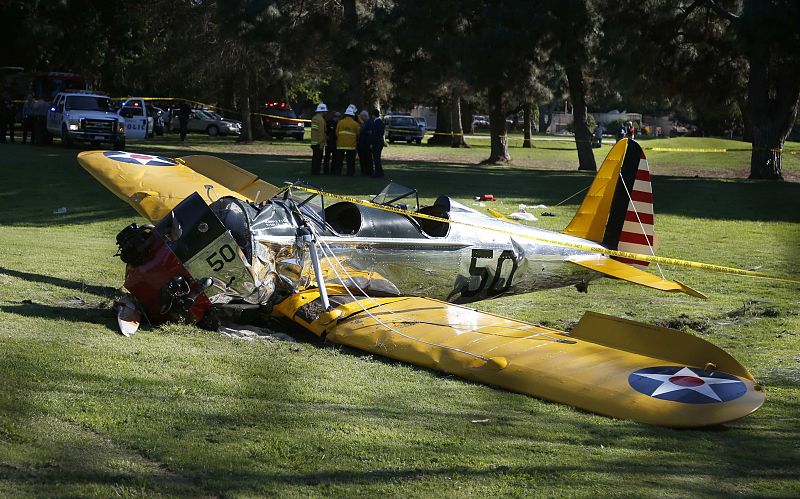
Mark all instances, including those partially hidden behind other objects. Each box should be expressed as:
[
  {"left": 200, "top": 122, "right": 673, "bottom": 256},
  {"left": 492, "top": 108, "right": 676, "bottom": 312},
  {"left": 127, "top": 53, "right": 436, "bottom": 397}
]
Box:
[
  {"left": 344, "top": 104, "right": 357, "bottom": 116},
  {"left": 315, "top": 103, "right": 328, "bottom": 112}
]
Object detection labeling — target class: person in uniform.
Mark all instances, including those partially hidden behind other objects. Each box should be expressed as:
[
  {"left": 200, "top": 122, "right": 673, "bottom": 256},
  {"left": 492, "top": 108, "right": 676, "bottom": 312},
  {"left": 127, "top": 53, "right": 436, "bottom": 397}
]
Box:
[
  {"left": 334, "top": 105, "right": 359, "bottom": 176},
  {"left": 22, "top": 94, "right": 36, "bottom": 144},
  {"left": 369, "top": 109, "right": 385, "bottom": 178},
  {"left": 178, "top": 101, "right": 191, "bottom": 142},
  {"left": 323, "top": 111, "right": 340, "bottom": 174},
  {"left": 357, "top": 109, "right": 373, "bottom": 176},
  {"left": 310, "top": 103, "right": 328, "bottom": 175}
]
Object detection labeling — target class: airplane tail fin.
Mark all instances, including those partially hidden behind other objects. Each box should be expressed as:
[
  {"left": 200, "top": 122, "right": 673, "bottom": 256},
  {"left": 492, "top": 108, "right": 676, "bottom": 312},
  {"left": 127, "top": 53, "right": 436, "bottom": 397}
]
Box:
[{"left": 563, "top": 139, "right": 655, "bottom": 267}]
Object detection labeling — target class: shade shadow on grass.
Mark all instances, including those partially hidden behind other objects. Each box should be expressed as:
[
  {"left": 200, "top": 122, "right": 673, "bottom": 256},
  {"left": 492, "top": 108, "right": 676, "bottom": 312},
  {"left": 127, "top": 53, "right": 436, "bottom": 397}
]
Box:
[
  {"left": 0, "top": 266, "right": 120, "bottom": 298},
  {"left": 2, "top": 143, "right": 798, "bottom": 228}
]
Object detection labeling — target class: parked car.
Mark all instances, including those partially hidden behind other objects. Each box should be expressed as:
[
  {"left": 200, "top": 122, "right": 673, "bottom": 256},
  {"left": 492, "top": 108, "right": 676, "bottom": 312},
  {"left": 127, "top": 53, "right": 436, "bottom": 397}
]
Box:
[
  {"left": 414, "top": 116, "right": 428, "bottom": 134},
  {"left": 472, "top": 115, "right": 489, "bottom": 129},
  {"left": 385, "top": 114, "right": 426, "bottom": 144},
  {"left": 262, "top": 102, "right": 305, "bottom": 140},
  {"left": 169, "top": 109, "right": 241, "bottom": 136}
]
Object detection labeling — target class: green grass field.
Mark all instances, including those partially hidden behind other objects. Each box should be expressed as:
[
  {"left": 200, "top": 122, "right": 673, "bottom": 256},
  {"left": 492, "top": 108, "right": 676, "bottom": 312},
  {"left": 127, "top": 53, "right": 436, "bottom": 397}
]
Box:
[{"left": 0, "top": 136, "right": 798, "bottom": 497}]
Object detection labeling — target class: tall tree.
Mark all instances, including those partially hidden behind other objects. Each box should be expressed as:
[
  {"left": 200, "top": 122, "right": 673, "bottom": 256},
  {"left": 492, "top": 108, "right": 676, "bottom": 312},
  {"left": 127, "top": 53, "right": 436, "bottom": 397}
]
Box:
[
  {"left": 546, "top": 0, "right": 601, "bottom": 171},
  {"left": 603, "top": 0, "right": 800, "bottom": 180}
]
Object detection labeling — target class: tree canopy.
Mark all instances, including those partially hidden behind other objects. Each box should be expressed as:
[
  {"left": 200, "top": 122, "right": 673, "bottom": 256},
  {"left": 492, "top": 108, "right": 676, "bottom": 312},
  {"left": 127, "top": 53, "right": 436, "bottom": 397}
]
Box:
[{"left": 1, "top": 0, "right": 798, "bottom": 178}]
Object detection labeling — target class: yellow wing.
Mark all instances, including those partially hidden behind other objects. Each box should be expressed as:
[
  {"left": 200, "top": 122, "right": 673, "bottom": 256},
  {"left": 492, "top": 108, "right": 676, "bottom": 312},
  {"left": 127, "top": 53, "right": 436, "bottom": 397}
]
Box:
[
  {"left": 273, "top": 289, "right": 763, "bottom": 427},
  {"left": 77, "top": 151, "right": 281, "bottom": 222}
]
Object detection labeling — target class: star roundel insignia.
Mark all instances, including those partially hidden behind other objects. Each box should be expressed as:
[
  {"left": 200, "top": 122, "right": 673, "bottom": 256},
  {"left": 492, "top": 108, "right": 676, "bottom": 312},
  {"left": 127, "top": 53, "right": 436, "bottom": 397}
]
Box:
[
  {"left": 628, "top": 366, "right": 747, "bottom": 404},
  {"left": 104, "top": 151, "right": 177, "bottom": 166}
]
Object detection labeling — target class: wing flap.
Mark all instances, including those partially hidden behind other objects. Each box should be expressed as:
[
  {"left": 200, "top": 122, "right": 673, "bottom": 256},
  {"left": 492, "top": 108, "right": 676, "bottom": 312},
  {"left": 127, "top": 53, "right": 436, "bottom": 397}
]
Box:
[
  {"left": 567, "top": 254, "right": 707, "bottom": 298},
  {"left": 273, "top": 290, "right": 762, "bottom": 427}
]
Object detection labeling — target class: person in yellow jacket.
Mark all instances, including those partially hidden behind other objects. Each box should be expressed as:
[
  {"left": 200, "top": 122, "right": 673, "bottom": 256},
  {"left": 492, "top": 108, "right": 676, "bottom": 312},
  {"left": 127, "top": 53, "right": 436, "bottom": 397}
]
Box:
[
  {"left": 334, "top": 104, "right": 360, "bottom": 176},
  {"left": 310, "top": 103, "right": 328, "bottom": 175}
]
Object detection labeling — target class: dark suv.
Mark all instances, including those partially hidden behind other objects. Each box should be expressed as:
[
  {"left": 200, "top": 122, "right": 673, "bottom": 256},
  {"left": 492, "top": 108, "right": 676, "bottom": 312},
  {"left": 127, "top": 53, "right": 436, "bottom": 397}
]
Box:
[
  {"left": 384, "top": 114, "right": 426, "bottom": 144},
  {"left": 262, "top": 102, "right": 305, "bottom": 140}
]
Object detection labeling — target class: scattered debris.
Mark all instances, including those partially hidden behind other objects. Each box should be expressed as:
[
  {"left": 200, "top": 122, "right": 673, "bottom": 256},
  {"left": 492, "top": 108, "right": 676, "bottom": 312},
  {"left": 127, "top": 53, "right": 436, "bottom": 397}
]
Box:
[
  {"left": 540, "top": 212, "right": 556, "bottom": 217},
  {"left": 509, "top": 204, "right": 538, "bottom": 222},
  {"left": 52, "top": 207, "right": 68, "bottom": 215},
  {"left": 219, "top": 324, "right": 296, "bottom": 342},
  {"left": 116, "top": 295, "right": 141, "bottom": 337},
  {"left": 471, "top": 418, "right": 490, "bottom": 424},
  {"left": 474, "top": 194, "right": 496, "bottom": 201}
]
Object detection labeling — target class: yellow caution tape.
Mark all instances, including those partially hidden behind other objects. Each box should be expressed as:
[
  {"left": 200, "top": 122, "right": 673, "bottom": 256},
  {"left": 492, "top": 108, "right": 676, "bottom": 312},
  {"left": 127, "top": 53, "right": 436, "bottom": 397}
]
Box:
[{"left": 289, "top": 184, "right": 800, "bottom": 285}]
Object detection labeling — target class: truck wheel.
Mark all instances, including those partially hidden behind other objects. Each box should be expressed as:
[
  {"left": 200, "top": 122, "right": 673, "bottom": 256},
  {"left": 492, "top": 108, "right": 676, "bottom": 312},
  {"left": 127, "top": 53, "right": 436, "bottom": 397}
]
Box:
[
  {"left": 113, "top": 141, "right": 125, "bottom": 151},
  {"left": 388, "top": 138, "right": 395, "bottom": 144},
  {"left": 416, "top": 138, "right": 422, "bottom": 144},
  {"left": 294, "top": 134, "right": 303, "bottom": 141},
  {"left": 207, "top": 125, "right": 219, "bottom": 137},
  {"left": 61, "top": 125, "right": 73, "bottom": 148}
]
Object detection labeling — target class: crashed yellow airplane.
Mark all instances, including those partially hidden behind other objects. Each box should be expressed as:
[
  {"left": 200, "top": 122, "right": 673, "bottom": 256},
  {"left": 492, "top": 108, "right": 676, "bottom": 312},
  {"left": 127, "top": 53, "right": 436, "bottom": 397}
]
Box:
[{"left": 77, "top": 139, "right": 765, "bottom": 427}]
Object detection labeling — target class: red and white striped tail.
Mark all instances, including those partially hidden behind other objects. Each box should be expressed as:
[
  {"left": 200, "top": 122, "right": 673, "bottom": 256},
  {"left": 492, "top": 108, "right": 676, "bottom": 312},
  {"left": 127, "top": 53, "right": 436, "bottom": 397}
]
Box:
[{"left": 615, "top": 151, "right": 655, "bottom": 267}]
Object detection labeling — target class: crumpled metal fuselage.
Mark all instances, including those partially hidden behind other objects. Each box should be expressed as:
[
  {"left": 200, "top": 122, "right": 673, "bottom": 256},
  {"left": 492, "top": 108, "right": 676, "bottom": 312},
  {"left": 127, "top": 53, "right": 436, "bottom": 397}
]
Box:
[{"left": 244, "top": 197, "right": 604, "bottom": 305}]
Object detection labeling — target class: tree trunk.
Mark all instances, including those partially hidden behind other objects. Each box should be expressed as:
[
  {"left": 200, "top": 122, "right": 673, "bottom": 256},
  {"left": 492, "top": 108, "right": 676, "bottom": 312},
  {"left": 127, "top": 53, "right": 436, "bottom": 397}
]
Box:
[
  {"left": 450, "top": 94, "right": 468, "bottom": 147},
  {"left": 428, "top": 98, "right": 453, "bottom": 145},
  {"left": 222, "top": 76, "right": 235, "bottom": 118},
  {"left": 461, "top": 100, "right": 475, "bottom": 134},
  {"left": 485, "top": 85, "right": 510, "bottom": 163},
  {"left": 250, "top": 73, "right": 267, "bottom": 140},
  {"left": 565, "top": 64, "right": 597, "bottom": 171},
  {"left": 522, "top": 102, "right": 533, "bottom": 148},
  {"left": 744, "top": 18, "right": 799, "bottom": 180},
  {"left": 238, "top": 70, "right": 252, "bottom": 143},
  {"left": 343, "top": 0, "right": 363, "bottom": 108},
  {"left": 539, "top": 98, "right": 555, "bottom": 133}
]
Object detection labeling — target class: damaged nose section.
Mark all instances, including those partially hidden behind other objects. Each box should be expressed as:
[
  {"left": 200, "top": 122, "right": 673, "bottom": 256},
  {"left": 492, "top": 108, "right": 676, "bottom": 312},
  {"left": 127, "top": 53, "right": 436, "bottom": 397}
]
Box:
[{"left": 114, "top": 193, "right": 277, "bottom": 333}]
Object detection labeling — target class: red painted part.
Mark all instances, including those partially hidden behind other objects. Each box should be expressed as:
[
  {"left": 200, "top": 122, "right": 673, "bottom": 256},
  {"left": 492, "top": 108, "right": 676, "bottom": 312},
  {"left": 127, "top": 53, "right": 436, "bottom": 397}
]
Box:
[
  {"left": 124, "top": 236, "right": 211, "bottom": 322},
  {"left": 630, "top": 190, "right": 654, "bottom": 203},
  {"left": 618, "top": 231, "right": 655, "bottom": 246},
  {"left": 624, "top": 211, "right": 654, "bottom": 224},
  {"left": 478, "top": 194, "right": 496, "bottom": 201}
]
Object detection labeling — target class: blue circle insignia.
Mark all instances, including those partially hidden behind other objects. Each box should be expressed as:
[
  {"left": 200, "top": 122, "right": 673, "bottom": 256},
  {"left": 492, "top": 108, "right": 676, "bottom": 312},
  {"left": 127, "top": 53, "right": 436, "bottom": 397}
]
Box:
[
  {"left": 628, "top": 366, "right": 747, "bottom": 404},
  {"left": 104, "top": 151, "right": 177, "bottom": 166}
]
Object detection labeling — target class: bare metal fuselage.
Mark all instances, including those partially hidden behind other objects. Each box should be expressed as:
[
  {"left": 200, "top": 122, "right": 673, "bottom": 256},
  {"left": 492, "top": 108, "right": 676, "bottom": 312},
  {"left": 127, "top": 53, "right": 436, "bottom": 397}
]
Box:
[{"left": 244, "top": 197, "right": 604, "bottom": 304}]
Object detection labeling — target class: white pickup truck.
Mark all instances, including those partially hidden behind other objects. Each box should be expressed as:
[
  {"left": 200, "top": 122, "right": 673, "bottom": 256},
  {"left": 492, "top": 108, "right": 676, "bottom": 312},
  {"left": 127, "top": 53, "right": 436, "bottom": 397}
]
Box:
[{"left": 47, "top": 91, "right": 126, "bottom": 149}]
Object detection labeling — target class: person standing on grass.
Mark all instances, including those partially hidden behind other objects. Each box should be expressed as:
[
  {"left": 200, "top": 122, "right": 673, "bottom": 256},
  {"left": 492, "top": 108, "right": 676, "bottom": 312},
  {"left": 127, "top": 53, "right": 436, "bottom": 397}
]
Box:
[
  {"left": 310, "top": 103, "right": 328, "bottom": 175},
  {"left": 625, "top": 121, "right": 635, "bottom": 140},
  {"left": 22, "top": 94, "right": 35, "bottom": 145},
  {"left": 357, "top": 109, "right": 373, "bottom": 176},
  {"left": 370, "top": 109, "right": 385, "bottom": 178},
  {"left": 0, "top": 93, "right": 9, "bottom": 143},
  {"left": 334, "top": 105, "right": 359, "bottom": 176},
  {"left": 178, "top": 101, "right": 191, "bottom": 143},
  {"left": 323, "top": 111, "right": 340, "bottom": 174}
]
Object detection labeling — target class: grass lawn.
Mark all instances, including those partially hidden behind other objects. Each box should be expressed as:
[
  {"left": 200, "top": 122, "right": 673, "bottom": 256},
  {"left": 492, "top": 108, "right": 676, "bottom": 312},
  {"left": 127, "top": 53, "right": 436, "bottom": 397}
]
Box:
[{"left": 0, "top": 135, "right": 798, "bottom": 497}]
